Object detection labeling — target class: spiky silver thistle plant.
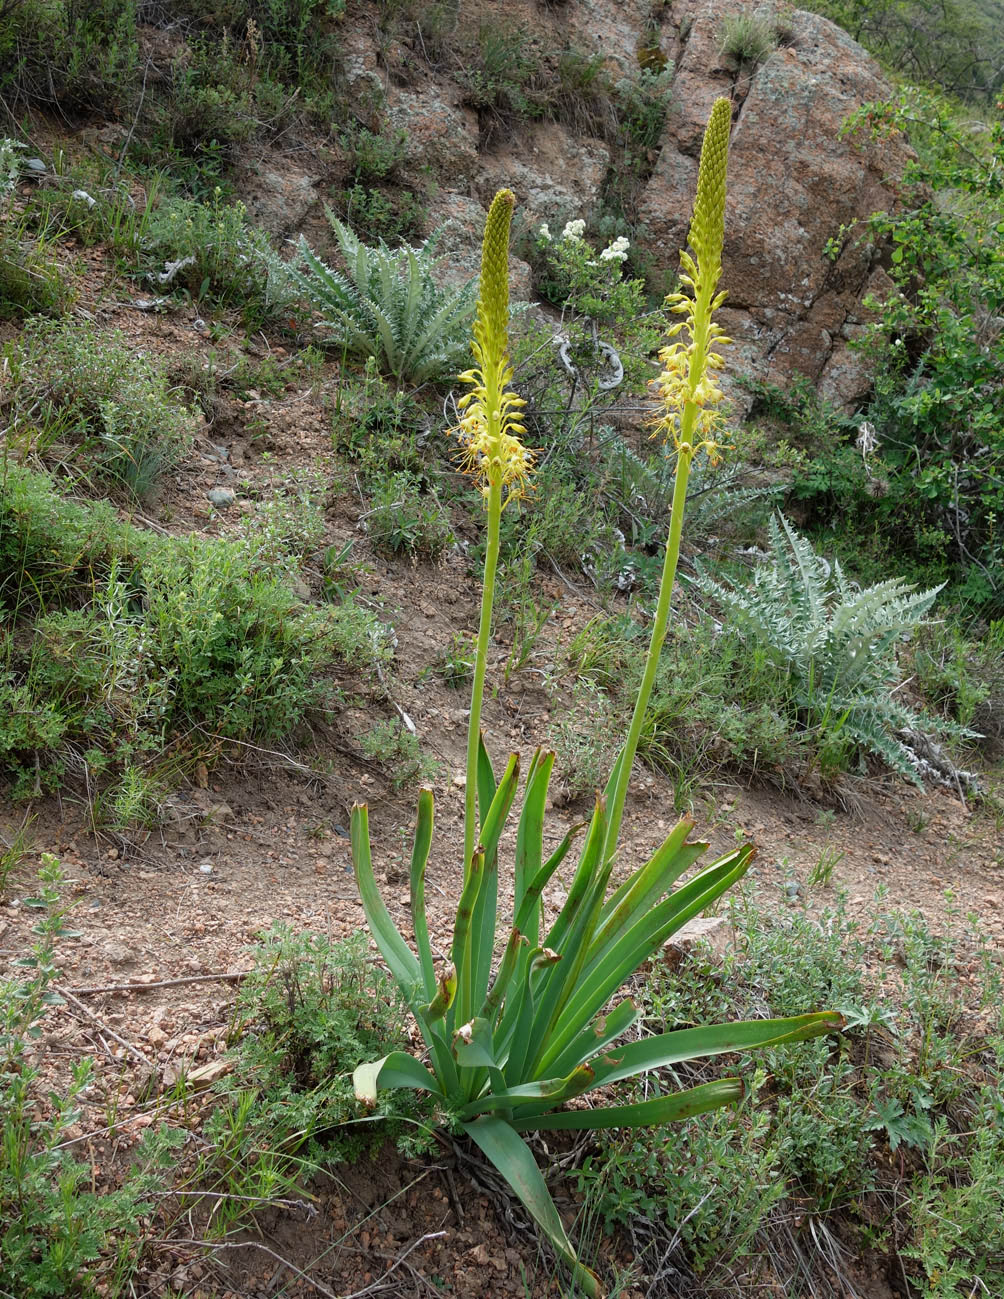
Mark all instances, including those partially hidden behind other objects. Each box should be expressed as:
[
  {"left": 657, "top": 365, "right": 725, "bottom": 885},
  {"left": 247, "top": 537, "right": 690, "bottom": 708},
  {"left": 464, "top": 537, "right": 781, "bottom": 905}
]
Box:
[{"left": 350, "top": 113, "right": 840, "bottom": 1299}]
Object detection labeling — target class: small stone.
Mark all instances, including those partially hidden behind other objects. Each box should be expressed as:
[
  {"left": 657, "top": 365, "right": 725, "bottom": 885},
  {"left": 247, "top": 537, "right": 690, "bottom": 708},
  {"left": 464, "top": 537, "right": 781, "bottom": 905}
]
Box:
[
  {"left": 663, "top": 916, "right": 733, "bottom": 965},
  {"left": 784, "top": 881, "right": 802, "bottom": 900},
  {"left": 199, "top": 862, "right": 213, "bottom": 875},
  {"left": 452, "top": 774, "right": 466, "bottom": 788},
  {"left": 207, "top": 487, "right": 236, "bottom": 508}
]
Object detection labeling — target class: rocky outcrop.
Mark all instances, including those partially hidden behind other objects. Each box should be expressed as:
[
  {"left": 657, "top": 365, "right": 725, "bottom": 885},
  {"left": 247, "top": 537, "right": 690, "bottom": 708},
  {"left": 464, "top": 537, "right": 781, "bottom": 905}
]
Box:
[
  {"left": 637, "top": 1, "right": 913, "bottom": 409},
  {"left": 316, "top": 0, "right": 911, "bottom": 411}
]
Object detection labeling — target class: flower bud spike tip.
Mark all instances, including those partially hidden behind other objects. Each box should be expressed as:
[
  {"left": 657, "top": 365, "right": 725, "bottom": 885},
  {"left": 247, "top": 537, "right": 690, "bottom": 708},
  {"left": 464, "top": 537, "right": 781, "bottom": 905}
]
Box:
[
  {"left": 653, "top": 96, "right": 733, "bottom": 465},
  {"left": 455, "top": 189, "right": 533, "bottom": 508}
]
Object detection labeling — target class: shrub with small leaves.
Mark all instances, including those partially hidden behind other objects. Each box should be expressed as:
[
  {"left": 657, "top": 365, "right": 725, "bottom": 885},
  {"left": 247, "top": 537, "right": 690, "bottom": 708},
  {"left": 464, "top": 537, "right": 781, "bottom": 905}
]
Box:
[{"left": 6, "top": 320, "right": 197, "bottom": 498}]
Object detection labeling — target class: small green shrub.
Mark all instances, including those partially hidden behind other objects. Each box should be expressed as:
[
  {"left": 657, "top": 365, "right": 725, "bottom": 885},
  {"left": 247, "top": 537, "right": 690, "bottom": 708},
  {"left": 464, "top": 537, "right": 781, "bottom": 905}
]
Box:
[
  {"left": 552, "top": 49, "right": 616, "bottom": 138},
  {"left": 340, "top": 122, "right": 409, "bottom": 181},
  {"left": 360, "top": 719, "right": 438, "bottom": 788},
  {"left": 272, "top": 212, "right": 476, "bottom": 383},
  {"left": 171, "top": 0, "right": 347, "bottom": 92},
  {"left": 335, "top": 181, "right": 426, "bottom": 244},
  {"left": 203, "top": 925, "right": 432, "bottom": 1234},
  {"left": 529, "top": 217, "right": 646, "bottom": 326},
  {"left": 612, "top": 67, "right": 673, "bottom": 172},
  {"left": 0, "top": 0, "right": 140, "bottom": 114},
  {"left": 0, "top": 855, "right": 182, "bottom": 1297},
  {"left": 141, "top": 190, "right": 280, "bottom": 320},
  {"left": 563, "top": 611, "right": 800, "bottom": 788},
  {"left": 460, "top": 21, "right": 550, "bottom": 143},
  {"left": 365, "top": 471, "right": 453, "bottom": 560},
  {"left": 827, "top": 90, "right": 1004, "bottom": 611},
  {"left": 0, "top": 467, "right": 392, "bottom": 813},
  {"left": 6, "top": 319, "right": 196, "bottom": 498},
  {"left": 331, "top": 357, "right": 429, "bottom": 472},
  {"left": 0, "top": 141, "right": 76, "bottom": 317}
]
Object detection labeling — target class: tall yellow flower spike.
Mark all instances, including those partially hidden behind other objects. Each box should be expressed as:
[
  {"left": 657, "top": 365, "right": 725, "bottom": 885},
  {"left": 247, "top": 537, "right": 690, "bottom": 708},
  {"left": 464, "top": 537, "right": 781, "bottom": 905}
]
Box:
[
  {"left": 456, "top": 188, "right": 533, "bottom": 506},
  {"left": 653, "top": 96, "right": 733, "bottom": 464}
]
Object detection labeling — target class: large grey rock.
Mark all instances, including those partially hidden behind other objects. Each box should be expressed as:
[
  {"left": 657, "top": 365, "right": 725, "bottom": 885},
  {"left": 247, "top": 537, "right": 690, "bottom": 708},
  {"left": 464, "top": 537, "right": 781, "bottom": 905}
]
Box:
[{"left": 638, "top": 2, "right": 912, "bottom": 409}]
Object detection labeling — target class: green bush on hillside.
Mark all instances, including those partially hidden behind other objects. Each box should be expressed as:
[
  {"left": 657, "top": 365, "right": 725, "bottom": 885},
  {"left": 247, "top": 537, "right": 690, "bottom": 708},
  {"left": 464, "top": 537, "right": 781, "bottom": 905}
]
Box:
[
  {"left": 5, "top": 320, "right": 197, "bottom": 499},
  {"left": 0, "top": 466, "right": 389, "bottom": 816}
]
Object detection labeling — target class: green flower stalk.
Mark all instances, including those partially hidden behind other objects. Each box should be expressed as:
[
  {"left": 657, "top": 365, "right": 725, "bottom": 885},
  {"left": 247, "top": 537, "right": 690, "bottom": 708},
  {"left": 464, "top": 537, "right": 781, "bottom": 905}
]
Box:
[
  {"left": 455, "top": 188, "right": 533, "bottom": 871},
  {"left": 602, "top": 95, "right": 733, "bottom": 863}
]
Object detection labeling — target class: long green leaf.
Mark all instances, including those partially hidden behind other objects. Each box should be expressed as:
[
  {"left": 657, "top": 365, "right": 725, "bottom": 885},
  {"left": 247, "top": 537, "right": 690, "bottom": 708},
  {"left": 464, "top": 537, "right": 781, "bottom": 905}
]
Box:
[
  {"left": 545, "top": 997, "right": 640, "bottom": 1079},
  {"left": 480, "top": 927, "right": 526, "bottom": 1025},
  {"left": 353, "top": 1052, "right": 443, "bottom": 1104},
  {"left": 515, "top": 821, "right": 589, "bottom": 933},
  {"left": 503, "top": 947, "right": 559, "bottom": 1086},
  {"left": 535, "top": 850, "right": 753, "bottom": 1074},
  {"left": 476, "top": 731, "right": 497, "bottom": 835},
  {"left": 409, "top": 788, "right": 436, "bottom": 1001},
  {"left": 593, "top": 816, "right": 698, "bottom": 938},
  {"left": 470, "top": 753, "right": 519, "bottom": 1015},
  {"left": 509, "top": 820, "right": 587, "bottom": 1023},
  {"left": 543, "top": 796, "right": 606, "bottom": 956},
  {"left": 460, "top": 1065, "right": 594, "bottom": 1120},
  {"left": 513, "top": 749, "right": 554, "bottom": 937},
  {"left": 513, "top": 1078, "right": 744, "bottom": 1131},
  {"left": 351, "top": 804, "right": 421, "bottom": 999},
  {"left": 450, "top": 849, "right": 486, "bottom": 1032},
  {"left": 463, "top": 1117, "right": 599, "bottom": 1298},
  {"left": 586, "top": 1012, "right": 844, "bottom": 1089}
]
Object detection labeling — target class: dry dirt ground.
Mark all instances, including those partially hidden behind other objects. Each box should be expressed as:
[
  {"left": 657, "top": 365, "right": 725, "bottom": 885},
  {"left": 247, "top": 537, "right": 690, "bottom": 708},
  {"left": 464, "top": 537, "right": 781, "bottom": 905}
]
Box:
[{"left": 3, "top": 268, "right": 1003, "bottom": 1299}]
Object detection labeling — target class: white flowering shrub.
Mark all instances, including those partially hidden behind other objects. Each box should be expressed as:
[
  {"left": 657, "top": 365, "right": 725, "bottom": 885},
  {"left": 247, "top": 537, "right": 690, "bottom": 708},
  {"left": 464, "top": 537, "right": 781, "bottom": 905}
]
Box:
[{"left": 530, "top": 216, "right": 645, "bottom": 326}]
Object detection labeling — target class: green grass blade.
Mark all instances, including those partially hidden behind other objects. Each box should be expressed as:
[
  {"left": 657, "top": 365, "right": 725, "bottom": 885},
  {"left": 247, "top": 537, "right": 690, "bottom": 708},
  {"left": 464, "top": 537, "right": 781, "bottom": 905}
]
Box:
[
  {"left": 463, "top": 1117, "right": 600, "bottom": 1298},
  {"left": 476, "top": 730, "right": 497, "bottom": 833},
  {"left": 503, "top": 948, "right": 559, "bottom": 1085},
  {"left": 542, "top": 796, "right": 606, "bottom": 954},
  {"left": 480, "top": 927, "right": 527, "bottom": 1025},
  {"left": 586, "top": 1012, "right": 844, "bottom": 1089},
  {"left": 593, "top": 816, "right": 698, "bottom": 935},
  {"left": 524, "top": 804, "right": 608, "bottom": 1062},
  {"left": 351, "top": 803, "right": 421, "bottom": 999},
  {"left": 513, "top": 819, "right": 588, "bottom": 941},
  {"left": 514, "top": 1078, "right": 744, "bottom": 1131},
  {"left": 409, "top": 788, "right": 436, "bottom": 1001},
  {"left": 507, "top": 820, "right": 588, "bottom": 1025},
  {"left": 471, "top": 753, "right": 519, "bottom": 1010}
]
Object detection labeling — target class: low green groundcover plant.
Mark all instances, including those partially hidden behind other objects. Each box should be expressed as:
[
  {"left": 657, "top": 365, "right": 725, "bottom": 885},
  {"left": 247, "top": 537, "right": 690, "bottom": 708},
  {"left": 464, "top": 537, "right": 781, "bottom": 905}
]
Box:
[{"left": 349, "top": 103, "right": 840, "bottom": 1295}]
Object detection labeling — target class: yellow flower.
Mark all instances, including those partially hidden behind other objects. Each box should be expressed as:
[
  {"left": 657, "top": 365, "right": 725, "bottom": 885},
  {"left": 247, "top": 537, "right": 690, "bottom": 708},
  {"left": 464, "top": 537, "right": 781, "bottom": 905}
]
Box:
[
  {"left": 652, "top": 97, "right": 733, "bottom": 464},
  {"left": 454, "top": 189, "right": 534, "bottom": 505}
]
